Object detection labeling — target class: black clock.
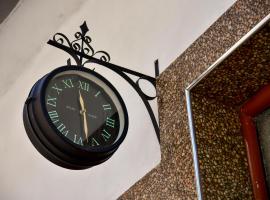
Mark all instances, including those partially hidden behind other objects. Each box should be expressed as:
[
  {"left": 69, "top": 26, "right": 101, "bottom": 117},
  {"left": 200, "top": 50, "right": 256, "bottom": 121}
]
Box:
[{"left": 23, "top": 65, "right": 128, "bottom": 169}]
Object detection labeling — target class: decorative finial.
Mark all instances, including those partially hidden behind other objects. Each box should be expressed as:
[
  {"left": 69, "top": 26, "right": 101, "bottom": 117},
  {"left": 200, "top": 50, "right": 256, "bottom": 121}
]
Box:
[{"left": 80, "top": 21, "right": 89, "bottom": 36}]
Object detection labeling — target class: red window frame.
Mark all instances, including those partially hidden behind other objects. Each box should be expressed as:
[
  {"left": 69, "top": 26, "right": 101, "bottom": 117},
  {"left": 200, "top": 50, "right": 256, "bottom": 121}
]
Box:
[{"left": 240, "top": 83, "right": 270, "bottom": 199}]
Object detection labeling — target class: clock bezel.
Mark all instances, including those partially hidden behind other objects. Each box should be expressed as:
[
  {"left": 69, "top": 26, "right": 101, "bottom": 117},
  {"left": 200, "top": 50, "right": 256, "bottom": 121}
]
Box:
[{"left": 23, "top": 65, "right": 129, "bottom": 169}]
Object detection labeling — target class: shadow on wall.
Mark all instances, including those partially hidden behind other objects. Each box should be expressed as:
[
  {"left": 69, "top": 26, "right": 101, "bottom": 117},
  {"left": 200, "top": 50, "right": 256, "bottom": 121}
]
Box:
[{"left": 0, "top": 0, "right": 19, "bottom": 24}]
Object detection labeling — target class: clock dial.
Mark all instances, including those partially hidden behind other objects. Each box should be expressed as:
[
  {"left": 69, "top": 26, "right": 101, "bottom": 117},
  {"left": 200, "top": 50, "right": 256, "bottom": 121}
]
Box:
[
  {"left": 23, "top": 66, "right": 128, "bottom": 169},
  {"left": 45, "top": 70, "right": 124, "bottom": 148}
]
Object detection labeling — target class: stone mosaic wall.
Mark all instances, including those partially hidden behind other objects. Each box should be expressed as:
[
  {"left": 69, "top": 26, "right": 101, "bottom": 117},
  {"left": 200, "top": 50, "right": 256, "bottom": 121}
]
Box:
[
  {"left": 192, "top": 22, "right": 270, "bottom": 107},
  {"left": 191, "top": 94, "right": 253, "bottom": 199},
  {"left": 120, "top": 1, "right": 270, "bottom": 199},
  {"left": 189, "top": 19, "right": 270, "bottom": 200}
]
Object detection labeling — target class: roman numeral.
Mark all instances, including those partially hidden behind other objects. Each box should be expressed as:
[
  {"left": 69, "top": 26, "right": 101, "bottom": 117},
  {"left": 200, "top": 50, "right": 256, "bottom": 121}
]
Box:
[
  {"left": 102, "top": 104, "right": 111, "bottom": 110},
  {"left": 52, "top": 84, "right": 63, "bottom": 95},
  {"left": 62, "top": 79, "right": 74, "bottom": 88},
  {"left": 62, "top": 130, "right": 69, "bottom": 137},
  {"left": 46, "top": 95, "right": 57, "bottom": 107},
  {"left": 91, "top": 137, "right": 100, "bottom": 146},
  {"left": 78, "top": 81, "right": 89, "bottom": 92},
  {"left": 101, "top": 129, "right": 111, "bottom": 142},
  {"left": 56, "top": 123, "right": 69, "bottom": 137},
  {"left": 106, "top": 117, "right": 115, "bottom": 128},
  {"left": 48, "top": 110, "right": 59, "bottom": 124},
  {"left": 94, "top": 91, "right": 101, "bottom": 97},
  {"left": 57, "top": 123, "right": 66, "bottom": 133},
  {"left": 73, "top": 134, "right": 83, "bottom": 146}
]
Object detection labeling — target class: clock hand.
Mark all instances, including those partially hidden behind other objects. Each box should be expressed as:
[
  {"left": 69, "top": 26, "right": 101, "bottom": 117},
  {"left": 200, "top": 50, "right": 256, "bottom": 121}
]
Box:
[
  {"left": 87, "top": 113, "right": 97, "bottom": 119},
  {"left": 79, "top": 90, "right": 89, "bottom": 143},
  {"left": 82, "top": 111, "right": 88, "bottom": 142},
  {"left": 65, "top": 106, "right": 97, "bottom": 119}
]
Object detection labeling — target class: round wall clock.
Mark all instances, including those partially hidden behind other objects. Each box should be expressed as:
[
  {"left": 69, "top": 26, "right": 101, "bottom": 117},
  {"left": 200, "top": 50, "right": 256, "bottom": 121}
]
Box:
[{"left": 23, "top": 66, "right": 129, "bottom": 169}]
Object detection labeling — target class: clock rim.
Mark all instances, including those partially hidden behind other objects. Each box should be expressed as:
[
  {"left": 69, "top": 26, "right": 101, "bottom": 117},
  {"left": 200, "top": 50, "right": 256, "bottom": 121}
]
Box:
[
  {"left": 24, "top": 81, "right": 114, "bottom": 169},
  {"left": 23, "top": 65, "right": 129, "bottom": 169}
]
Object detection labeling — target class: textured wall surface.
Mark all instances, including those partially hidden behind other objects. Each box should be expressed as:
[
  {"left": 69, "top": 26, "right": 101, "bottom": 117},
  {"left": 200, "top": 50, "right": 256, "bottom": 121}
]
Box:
[
  {"left": 190, "top": 20, "right": 270, "bottom": 199},
  {"left": 192, "top": 22, "right": 270, "bottom": 107},
  {"left": 191, "top": 94, "right": 253, "bottom": 199},
  {"left": 120, "top": 1, "right": 270, "bottom": 199}
]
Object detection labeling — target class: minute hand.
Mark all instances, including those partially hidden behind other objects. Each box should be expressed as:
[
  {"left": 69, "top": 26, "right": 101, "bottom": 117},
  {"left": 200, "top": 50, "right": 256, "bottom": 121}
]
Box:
[{"left": 79, "top": 90, "right": 88, "bottom": 142}]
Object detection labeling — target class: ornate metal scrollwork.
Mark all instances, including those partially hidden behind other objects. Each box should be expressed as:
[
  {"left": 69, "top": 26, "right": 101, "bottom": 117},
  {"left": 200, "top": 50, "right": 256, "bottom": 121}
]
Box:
[
  {"left": 52, "top": 21, "right": 110, "bottom": 65},
  {"left": 48, "top": 21, "right": 160, "bottom": 143}
]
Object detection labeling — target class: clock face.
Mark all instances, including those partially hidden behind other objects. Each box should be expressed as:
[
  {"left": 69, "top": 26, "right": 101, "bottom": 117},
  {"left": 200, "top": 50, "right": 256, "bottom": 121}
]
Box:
[{"left": 44, "top": 70, "right": 125, "bottom": 148}]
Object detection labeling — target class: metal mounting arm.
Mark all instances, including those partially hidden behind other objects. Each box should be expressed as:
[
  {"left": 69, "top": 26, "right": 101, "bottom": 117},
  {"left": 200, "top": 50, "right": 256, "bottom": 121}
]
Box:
[{"left": 47, "top": 21, "right": 160, "bottom": 143}]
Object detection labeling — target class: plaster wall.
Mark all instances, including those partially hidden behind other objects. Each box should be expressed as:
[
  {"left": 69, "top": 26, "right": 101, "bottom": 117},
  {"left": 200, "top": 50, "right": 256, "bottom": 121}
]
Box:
[{"left": 0, "top": 0, "right": 235, "bottom": 199}]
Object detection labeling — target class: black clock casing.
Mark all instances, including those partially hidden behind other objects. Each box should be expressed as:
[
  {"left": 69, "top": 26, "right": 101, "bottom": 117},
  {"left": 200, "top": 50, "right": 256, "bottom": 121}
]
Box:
[{"left": 23, "top": 66, "right": 129, "bottom": 170}]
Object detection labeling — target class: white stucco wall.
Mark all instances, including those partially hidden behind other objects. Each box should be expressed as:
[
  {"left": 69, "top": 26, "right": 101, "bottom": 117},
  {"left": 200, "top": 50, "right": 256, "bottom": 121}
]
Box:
[{"left": 0, "top": 0, "right": 236, "bottom": 199}]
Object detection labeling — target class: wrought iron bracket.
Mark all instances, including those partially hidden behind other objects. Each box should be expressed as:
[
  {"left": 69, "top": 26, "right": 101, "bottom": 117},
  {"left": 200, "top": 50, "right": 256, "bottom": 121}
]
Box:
[{"left": 47, "top": 21, "right": 160, "bottom": 143}]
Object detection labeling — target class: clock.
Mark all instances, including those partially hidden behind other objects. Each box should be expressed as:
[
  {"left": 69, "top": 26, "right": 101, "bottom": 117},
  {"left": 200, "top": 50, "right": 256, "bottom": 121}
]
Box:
[{"left": 23, "top": 66, "right": 129, "bottom": 169}]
